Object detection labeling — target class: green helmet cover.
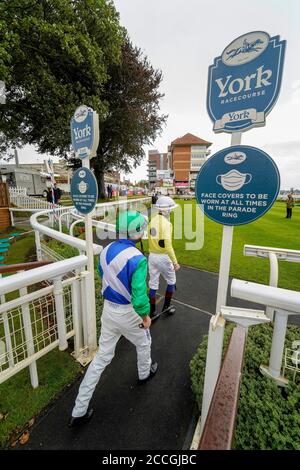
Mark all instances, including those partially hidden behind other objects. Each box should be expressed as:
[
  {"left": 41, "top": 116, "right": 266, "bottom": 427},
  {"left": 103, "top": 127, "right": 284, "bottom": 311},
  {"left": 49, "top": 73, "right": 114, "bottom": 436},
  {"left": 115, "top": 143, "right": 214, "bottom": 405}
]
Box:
[{"left": 116, "top": 210, "right": 148, "bottom": 237}]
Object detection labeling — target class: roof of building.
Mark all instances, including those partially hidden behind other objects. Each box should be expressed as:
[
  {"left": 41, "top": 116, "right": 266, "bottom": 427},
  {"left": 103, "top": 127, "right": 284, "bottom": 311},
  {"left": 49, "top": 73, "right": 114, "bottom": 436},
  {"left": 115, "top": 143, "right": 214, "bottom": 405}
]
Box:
[{"left": 171, "top": 133, "right": 212, "bottom": 147}]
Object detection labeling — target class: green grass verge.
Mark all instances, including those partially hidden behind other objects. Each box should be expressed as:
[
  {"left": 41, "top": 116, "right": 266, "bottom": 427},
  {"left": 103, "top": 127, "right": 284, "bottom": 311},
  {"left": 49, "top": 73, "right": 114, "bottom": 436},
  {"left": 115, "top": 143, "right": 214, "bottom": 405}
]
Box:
[
  {"left": 0, "top": 349, "right": 81, "bottom": 448},
  {"left": 0, "top": 236, "right": 99, "bottom": 448},
  {"left": 190, "top": 323, "right": 300, "bottom": 449},
  {"left": 143, "top": 200, "right": 300, "bottom": 291}
]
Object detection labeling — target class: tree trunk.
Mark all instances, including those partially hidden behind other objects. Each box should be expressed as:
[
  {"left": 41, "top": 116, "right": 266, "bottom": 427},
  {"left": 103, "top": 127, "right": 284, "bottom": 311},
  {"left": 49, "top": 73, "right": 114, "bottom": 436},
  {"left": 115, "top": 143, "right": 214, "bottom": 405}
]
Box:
[{"left": 93, "top": 164, "right": 106, "bottom": 199}]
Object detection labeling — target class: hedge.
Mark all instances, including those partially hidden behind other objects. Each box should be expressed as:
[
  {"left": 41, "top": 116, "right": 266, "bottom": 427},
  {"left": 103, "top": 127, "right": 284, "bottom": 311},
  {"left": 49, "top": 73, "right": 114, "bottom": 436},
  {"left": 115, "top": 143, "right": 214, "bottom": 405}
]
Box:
[{"left": 190, "top": 322, "right": 300, "bottom": 449}]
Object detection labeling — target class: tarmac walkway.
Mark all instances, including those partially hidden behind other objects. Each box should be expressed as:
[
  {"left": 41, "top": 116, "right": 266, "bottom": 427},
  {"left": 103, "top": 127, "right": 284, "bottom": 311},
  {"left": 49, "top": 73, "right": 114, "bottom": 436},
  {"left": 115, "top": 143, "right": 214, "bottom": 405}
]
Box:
[{"left": 22, "top": 264, "right": 300, "bottom": 450}]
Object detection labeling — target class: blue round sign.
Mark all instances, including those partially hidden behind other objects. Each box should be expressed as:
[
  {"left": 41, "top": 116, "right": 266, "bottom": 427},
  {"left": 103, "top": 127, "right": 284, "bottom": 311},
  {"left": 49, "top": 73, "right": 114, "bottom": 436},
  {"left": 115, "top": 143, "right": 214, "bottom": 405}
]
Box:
[
  {"left": 195, "top": 145, "right": 280, "bottom": 225},
  {"left": 71, "top": 168, "right": 98, "bottom": 214}
]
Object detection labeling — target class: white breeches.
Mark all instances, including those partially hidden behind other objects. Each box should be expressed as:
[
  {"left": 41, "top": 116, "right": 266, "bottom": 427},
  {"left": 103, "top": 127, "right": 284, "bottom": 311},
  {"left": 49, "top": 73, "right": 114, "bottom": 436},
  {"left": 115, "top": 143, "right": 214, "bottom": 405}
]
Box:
[
  {"left": 148, "top": 253, "right": 176, "bottom": 290},
  {"left": 72, "top": 300, "right": 152, "bottom": 417}
]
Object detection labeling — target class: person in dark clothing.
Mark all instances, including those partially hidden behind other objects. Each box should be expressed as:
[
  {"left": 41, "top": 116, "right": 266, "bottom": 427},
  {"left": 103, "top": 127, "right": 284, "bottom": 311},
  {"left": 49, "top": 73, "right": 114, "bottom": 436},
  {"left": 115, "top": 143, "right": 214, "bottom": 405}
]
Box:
[
  {"left": 151, "top": 192, "right": 158, "bottom": 205},
  {"left": 286, "top": 193, "right": 294, "bottom": 219},
  {"left": 46, "top": 184, "right": 61, "bottom": 204},
  {"left": 46, "top": 187, "right": 54, "bottom": 203},
  {"left": 53, "top": 184, "right": 62, "bottom": 204},
  {"left": 107, "top": 184, "right": 113, "bottom": 199}
]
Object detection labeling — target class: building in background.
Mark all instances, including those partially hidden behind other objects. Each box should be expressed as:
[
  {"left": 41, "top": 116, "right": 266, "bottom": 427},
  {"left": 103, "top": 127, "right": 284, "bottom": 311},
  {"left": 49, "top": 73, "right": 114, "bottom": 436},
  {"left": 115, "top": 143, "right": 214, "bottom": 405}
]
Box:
[
  {"left": 148, "top": 133, "right": 212, "bottom": 194},
  {"left": 170, "top": 133, "right": 212, "bottom": 192},
  {"left": 0, "top": 164, "right": 48, "bottom": 196},
  {"left": 147, "top": 149, "right": 172, "bottom": 190}
]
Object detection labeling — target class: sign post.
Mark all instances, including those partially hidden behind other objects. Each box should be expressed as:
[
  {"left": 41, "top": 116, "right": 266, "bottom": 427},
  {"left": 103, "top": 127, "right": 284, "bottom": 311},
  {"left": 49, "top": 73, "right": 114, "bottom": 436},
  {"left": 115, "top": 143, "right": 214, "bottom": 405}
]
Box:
[
  {"left": 70, "top": 105, "right": 99, "bottom": 352},
  {"left": 44, "top": 158, "right": 57, "bottom": 226},
  {"left": 215, "top": 131, "right": 241, "bottom": 315},
  {"left": 198, "top": 31, "right": 285, "bottom": 433}
]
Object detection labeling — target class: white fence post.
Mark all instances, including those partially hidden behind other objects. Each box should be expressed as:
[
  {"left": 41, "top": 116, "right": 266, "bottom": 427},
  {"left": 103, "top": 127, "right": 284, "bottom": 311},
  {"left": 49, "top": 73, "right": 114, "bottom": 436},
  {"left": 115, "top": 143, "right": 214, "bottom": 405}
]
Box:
[
  {"left": 269, "top": 309, "right": 288, "bottom": 377},
  {"left": 80, "top": 270, "right": 97, "bottom": 356},
  {"left": 260, "top": 308, "right": 289, "bottom": 386},
  {"left": 10, "top": 209, "right": 14, "bottom": 227},
  {"left": 266, "top": 252, "right": 279, "bottom": 321},
  {"left": 19, "top": 283, "right": 39, "bottom": 388},
  {"left": 52, "top": 277, "right": 68, "bottom": 351},
  {"left": 71, "top": 275, "right": 83, "bottom": 358},
  {"left": 34, "top": 230, "right": 43, "bottom": 261},
  {"left": 200, "top": 314, "right": 225, "bottom": 434},
  {"left": 0, "top": 276, "right": 14, "bottom": 369}
]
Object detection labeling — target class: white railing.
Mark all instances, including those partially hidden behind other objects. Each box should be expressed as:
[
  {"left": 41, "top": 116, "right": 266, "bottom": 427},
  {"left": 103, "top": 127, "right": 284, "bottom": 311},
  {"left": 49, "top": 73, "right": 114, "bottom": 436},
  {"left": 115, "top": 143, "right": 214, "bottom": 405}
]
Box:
[
  {"left": 70, "top": 196, "right": 151, "bottom": 236},
  {"left": 0, "top": 256, "right": 90, "bottom": 387},
  {"left": 30, "top": 209, "right": 103, "bottom": 259},
  {"left": 40, "top": 243, "right": 65, "bottom": 262},
  {"left": 10, "top": 205, "right": 71, "bottom": 229},
  {"left": 244, "top": 245, "right": 300, "bottom": 321},
  {"left": 10, "top": 192, "right": 60, "bottom": 210},
  {"left": 9, "top": 187, "right": 27, "bottom": 197},
  {"left": 199, "top": 243, "right": 300, "bottom": 434},
  {"left": 0, "top": 196, "right": 150, "bottom": 388}
]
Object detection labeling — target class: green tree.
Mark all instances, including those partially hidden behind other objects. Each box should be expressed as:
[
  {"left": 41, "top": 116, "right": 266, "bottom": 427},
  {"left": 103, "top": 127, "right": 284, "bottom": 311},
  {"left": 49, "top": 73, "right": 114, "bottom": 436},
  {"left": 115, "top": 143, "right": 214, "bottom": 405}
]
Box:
[
  {"left": 89, "top": 39, "right": 167, "bottom": 197},
  {"left": 0, "top": 0, "right": 124, "bottom": 155}
]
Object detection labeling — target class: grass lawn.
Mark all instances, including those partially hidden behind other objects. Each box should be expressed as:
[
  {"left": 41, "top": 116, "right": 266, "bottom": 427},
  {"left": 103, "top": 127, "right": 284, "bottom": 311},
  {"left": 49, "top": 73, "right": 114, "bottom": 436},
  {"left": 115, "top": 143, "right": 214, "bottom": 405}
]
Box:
[
  {"left": 178, "top": 200, "right": 300, "bottom": 291},
  {"left": 0, "top": 349, "right": 81, "bottom": 448},
  {"left": 143, "top": 200, "right": 300, "bottom": 291}
]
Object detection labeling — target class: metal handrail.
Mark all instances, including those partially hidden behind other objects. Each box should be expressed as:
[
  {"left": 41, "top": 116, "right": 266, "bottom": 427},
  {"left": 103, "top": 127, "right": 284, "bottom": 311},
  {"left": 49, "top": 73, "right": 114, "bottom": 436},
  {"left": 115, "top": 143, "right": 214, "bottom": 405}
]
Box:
[
  {"left": 30, "top": 209, "right": 102, "bottom": 255},
  {"left": 0, "top": 261, "right": 51, "bottom": 274},
  {"left": 0, "top": 255, "right": 87, "bottom": 296},
  {"left": 199, "top": 326, "right": 247, "bottom": 450}
]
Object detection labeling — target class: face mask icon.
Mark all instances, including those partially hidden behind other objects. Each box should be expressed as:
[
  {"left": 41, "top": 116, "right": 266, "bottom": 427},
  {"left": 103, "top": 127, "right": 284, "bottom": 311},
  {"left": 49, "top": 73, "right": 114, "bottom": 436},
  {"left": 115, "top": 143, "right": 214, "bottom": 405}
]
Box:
[
  {"left": 78, "top": 181, "right": 88, "bottom": 194},
  {"left": 216, "top": 169, "right": 252, "bottom": 191}
]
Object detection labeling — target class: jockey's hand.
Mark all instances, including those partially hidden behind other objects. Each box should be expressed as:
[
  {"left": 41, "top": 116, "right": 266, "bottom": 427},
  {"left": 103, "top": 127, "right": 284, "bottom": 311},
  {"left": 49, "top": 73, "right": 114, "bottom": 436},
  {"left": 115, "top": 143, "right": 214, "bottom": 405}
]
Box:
[
  {"left": 174, "top": 263, "right": 180, "bottom": 272},
  {"left": 142, "top": 315, "right": 151, "bottom": 329}
]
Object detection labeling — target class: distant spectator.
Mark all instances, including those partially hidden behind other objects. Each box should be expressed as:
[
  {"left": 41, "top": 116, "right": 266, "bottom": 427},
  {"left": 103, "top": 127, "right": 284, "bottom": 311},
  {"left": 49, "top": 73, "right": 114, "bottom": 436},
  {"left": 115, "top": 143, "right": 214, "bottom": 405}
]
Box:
[
  {"left": 286, "top": 193, "right": 294, "bottom": 219},
  {"left": 107, "top": 184, "right": 113, "bottom": 199},
  {"left": 53, "top": 183, "right": 62, "bottom": 204},
  {"left": 47, "top": 184, "right": 61, "bottom": 204},
  {"left": 151, "top": 191, "right": 158, "bottom": 205},
  {"left": 46, "top": 188, "right": 53, "bottom": 203}
]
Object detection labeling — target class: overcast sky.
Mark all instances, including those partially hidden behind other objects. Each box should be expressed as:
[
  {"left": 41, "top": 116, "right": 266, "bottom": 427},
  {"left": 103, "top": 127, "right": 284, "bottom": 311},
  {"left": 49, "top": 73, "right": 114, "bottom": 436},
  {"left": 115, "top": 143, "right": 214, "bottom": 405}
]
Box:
[
  {"left": 115, "top": 0, "right": 300, "bottom": 189},
  {"left": 4, "top": 0, "right": 300, "bottom": 190}
]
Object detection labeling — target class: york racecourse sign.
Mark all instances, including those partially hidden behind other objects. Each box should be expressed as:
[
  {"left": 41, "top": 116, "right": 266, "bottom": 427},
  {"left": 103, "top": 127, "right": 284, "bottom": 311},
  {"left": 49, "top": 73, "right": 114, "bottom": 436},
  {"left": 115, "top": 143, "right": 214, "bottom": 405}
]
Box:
[{"left": 207, "top": 31, "right": 286, "bottom": 133}]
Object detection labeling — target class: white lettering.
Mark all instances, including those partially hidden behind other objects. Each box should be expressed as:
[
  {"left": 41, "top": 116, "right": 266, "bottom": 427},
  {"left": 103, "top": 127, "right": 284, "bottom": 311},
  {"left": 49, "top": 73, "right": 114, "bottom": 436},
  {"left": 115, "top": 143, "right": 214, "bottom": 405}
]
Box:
[
  {"left": 216, "top": 66, "right": 272, "bottom": 98},
  {"left": 255, "top": 65, "right": 272, "bottom": 88},
  {"left": 215, "top": 75, "right": 232, "bottom": 97},
  {"left": 228, "top": 78, "right": 244, "bottom": 95}
]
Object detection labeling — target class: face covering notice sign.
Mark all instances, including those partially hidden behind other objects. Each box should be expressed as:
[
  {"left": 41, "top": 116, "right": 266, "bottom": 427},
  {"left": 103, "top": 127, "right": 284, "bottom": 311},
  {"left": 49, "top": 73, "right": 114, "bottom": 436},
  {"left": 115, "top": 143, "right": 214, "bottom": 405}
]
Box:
[{"left": 195, "top": 145, "right": 280, "bottom": 226}]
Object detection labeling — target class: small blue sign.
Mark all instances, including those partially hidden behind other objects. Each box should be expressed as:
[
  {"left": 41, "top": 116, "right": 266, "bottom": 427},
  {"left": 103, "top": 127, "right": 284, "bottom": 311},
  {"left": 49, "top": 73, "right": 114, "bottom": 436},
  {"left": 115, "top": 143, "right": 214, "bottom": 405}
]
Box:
[
  {"left": 207, "top": 31, "right": 286, "bottom": 133},
  {"left": 70, "top": 105, "right": 99, "bottom": 159},
  {"left": 195, "top": 145, "right": 280, "bottom": 226},
  {"left": 71, "top": 168, "right": 98, "bottom": 214}
]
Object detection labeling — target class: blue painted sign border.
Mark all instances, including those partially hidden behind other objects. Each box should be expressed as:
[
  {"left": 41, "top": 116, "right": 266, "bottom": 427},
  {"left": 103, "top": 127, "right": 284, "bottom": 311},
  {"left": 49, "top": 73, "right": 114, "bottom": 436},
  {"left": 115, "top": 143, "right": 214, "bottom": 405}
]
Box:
[
  {"left": 195, "top": 145, "right": 280, "bottom": 226},
  {"left": 207, "top": 31, "right": 286, "bottom": 133}
]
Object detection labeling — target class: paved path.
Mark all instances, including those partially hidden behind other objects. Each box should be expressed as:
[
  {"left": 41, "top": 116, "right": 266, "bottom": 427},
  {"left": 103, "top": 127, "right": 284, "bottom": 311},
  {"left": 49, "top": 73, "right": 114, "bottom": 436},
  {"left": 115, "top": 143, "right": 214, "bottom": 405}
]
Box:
[{"left": 22, "top": 244, "right": 300, "bottom": 449}]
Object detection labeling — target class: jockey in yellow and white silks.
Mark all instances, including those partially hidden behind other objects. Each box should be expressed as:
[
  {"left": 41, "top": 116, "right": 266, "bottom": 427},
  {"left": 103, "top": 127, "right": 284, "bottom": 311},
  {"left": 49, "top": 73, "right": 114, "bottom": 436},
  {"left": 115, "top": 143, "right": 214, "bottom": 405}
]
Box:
[{"left": 148, "top": 196, "right": 180, "bottom": 318}]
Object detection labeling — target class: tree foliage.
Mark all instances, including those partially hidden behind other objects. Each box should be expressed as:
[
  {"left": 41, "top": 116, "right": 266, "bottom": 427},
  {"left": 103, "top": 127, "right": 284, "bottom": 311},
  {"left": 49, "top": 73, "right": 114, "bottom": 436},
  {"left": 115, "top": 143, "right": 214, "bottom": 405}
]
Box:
[
  {"left": 90, "top": 39, "right": 167, "bottom": 195},
  {"left": 0, "top": 1, "right": 167, "bottom": 198},
  {"left": 0, "top": 0, "right": 124, "bottom": 155}
]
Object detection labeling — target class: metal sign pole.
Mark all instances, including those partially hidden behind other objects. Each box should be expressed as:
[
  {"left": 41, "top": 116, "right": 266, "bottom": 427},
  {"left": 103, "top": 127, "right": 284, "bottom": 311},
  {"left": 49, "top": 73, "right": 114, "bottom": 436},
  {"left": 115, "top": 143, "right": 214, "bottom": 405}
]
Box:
[
  {"left": 215, "top": 132, "right": 241, "bottom": 314},
  {"left": 70, "top": 105, "right": 100, "bottom": 354},
  {"left": 81, "top": 157, "right": 97, "bottom": 351},
  {"left": 199, "top": 132, "right": 241, "bottom": 434}
]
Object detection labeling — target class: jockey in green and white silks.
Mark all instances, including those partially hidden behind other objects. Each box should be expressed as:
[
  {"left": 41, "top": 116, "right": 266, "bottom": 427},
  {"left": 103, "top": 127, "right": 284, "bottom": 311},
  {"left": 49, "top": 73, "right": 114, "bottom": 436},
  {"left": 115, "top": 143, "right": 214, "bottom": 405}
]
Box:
[{"left": 71, "top": 211, "right": 154, "bottom": 420}]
